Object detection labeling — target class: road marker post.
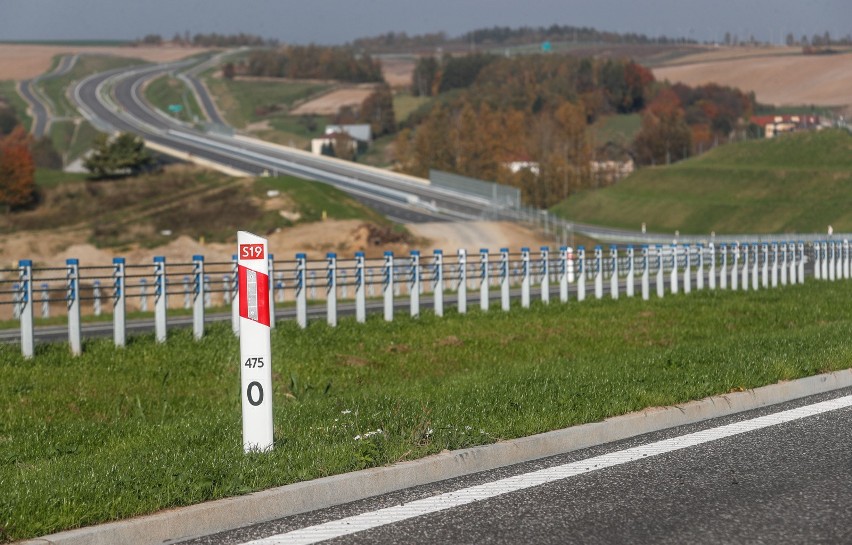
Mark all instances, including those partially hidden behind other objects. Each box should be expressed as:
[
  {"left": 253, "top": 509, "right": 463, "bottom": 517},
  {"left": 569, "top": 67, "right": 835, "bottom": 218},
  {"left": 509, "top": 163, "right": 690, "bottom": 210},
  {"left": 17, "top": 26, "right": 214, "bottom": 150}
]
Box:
[
  {"left": 559, "top": 246, "right": 569, "bottom": 303},
  {"left": 540, "top": 247, "right": 550, "bottom": 304},
  {"left": 383, "top": 252, "right": 394, "bottom": 322},
  {"left": 626, "top": 246, "right": 635, "bottom": 297},
  {"left": 237, "top": 231, "right": 273, "bottom": 453},
  {"left": 326, "top": 253, "right": 337, "bottom": 327},
  {"left": 433, "top": 250, "right": 444, "bottom": 317},
  {"left": 479, "top": 249, "right": 489, "bottom": 311},
  {"left": 409, "top": 251, "right": 420, "bottom": 318},
  {"left": 577, "top": 246, "right": 586, "bottom": 302},
  {"left": 112, "top": 258, "right": 126, "bottom": 348},
  {"left": 520, "top": 248, "right": 531, "bottom": 308},
  {"left": 355, "top": 252, "right": 366, "bottom": 323},
  {"left": 192, "top": 255, "right": 204, "bottom": 340},
  {"left": 669, "top": 244, "right": 679, "bottom": 295},
  {"left": 154, "top": 256, "right": 167, "bottom": 342},
  {"left": 457, "top": 249, "right": 467, "bottom": 314},
  {"left": 18, "top": 260, "right": 34, "bottom": 359},
  {"left": 295, "top": 254, "right": 307, "bottom": 328},
  {"left": 640, "top": 245, "right": 649, "bottom": 300},
  {"left": 500, "top": 248, "right": 510, "bottom": 310},
  {"left": 67, "top": 258, "right": 82, "bottom": 356}
]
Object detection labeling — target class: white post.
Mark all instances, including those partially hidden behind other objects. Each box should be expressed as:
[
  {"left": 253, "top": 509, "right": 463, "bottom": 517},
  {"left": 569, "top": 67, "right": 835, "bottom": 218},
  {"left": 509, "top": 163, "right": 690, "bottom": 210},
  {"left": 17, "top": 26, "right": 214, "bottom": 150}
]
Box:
[
  {"left": 640, "top": 245, "right": 649, "bottom": 300},
  {"left": 275, "top": 272, "right": 284, "bottom": 304},
  {"left": 310, "top": 271, "right": 317, "bottom": 300},
  {"left": 501, "top": 248, "right": 510, "bottom": 310},
  {"left": 457, "top": 249, "right": 467, "bottom": 313},
  {"left": 837, "top": 241, "right": 843, "bottom": 279},
  {"left": 93, "top": 280, "right": 101, "bottom": 317},
  {"left": 192, "top": 255, "right": 204, "bottom": 340},
  {"left": 410, "top": 250, "right": 420, "bottom": 318},
  {"left": 326, "top": 253, "right": 337, "bottom": 327},
  {"left": 18, "top": 260, "right": 34, "bottom": 359},
  {"left": 844, "top": 240, "right": 850, "bottom": 279},
  {"left": 355, "top": 252, "right": 366, "bottom": 323},
  {"left": 719, "top": 244, "right": 727, "bottom": 290},
  {"left": 821, "top": 242, "right": 828, "bottom": 280},
  {"left": 67, "top": 258, "right": 82, "bottom": 356},
  {"left": 814, "top": 242, "right": 822, "bottom": 280},
  {"left": 433, "top": 249, "right": 444, "bottom": 317},
  {"left": 626, "top": 246, "right": 635, "bottom": 297},
  {"left": 683, "top": 244, "right": 691, "bottom": 294},
  {"left": 609, "top": 246, "right": 619, "bottom": 299},
  {"left": 223, "top": 275, "right": 232, "bottom": 306},
  {"left": 231, "top": 255, "right": 240, "bottom": 336},
  {"left": 40, "top": 283, "right": 49, "bottom": 319},
  {"left": 479, "top": 249, "right": 489, "bottom": 311},
  {"left": 708, "top": 243, "right": 716, "bottom": 290},
  {"left": 731, "top": 243, "right": 739, "bottom": 290},
  {"left": 153, "top": 256, "right": 167, "bottom": 342},
  {"left": 204, "top": 275, "right": 211, "bottom": 309},
  {"left": 559, "top": 246, "right": 569, "bottom": 303},
  {"left": 771, "top": 243, "right": 778, "bottom": 287},
  {"left": 237, "top": 231, "right": 273, "bottom": 453},
  {"left": 780, "top": 242, "right": 788, "bottom": 285},
  {"left": 798, "top": 242, "right": 805, "bottom": 284},
  {"left": 540, "top": 246, "right": 550, "bottom": 303},
  {"left": 577, "top": 246, "right": 587, "bottom": 301},
  {"left": 267, "top": 255, "right": 276, "bottom": 328},
  {"left": 828, "top": 242, "right": 835, "bottom": 281},
  {"left": 670, "top": 244, "right": 679, "bottom": 294},
  {"left": 696, "top": 244, "right": 704, "bottom": 290},
  {"left": 113, "top": 258, "right": 126, "bottom": 348},
  {"left": 762, "top": 243, "right": 769, "bottom": 288},
  {"left": 383, "top": 251, "right": 394, "bottom": 321},
  {"left": 655, "top": 245, "right": 664, "bottom": 298},
  {"left": 594, "top": 246, "right": 603, "bottom": 299},
  {"left": 788, "top": 243, "right": 796, "bottom": 285},
  {"left": 740, "top": 244, "right": 749, "bottom": 291},
  {"left": 295, "top": 253, "right": 307, "bottom": 329},
  {"left": 520, "top": 247, "right": 531, "bottom": 308},
  {"left": 751, "top": 244, "right": 759, "bottom": 290},
  {"left": 183, "top": 276, "right": 191, "bottom": 309}
]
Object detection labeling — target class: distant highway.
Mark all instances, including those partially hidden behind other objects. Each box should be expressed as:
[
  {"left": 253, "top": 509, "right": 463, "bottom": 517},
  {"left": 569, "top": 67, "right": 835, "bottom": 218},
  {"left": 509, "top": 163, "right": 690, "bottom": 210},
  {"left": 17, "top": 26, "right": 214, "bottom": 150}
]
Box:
[{"left": 19, "top": 54, "right": 78, "bottom": 138}]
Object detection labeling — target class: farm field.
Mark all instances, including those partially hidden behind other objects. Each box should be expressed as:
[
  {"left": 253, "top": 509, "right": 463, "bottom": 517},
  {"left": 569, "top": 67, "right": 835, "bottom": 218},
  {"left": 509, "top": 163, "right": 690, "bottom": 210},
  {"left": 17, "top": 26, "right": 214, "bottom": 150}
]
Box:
[
  {"left": 553, "top": 129, "right": 852, "bottom": 235},
  {"left": 2, "top": 279, "right": 851, "bottom": 541}
]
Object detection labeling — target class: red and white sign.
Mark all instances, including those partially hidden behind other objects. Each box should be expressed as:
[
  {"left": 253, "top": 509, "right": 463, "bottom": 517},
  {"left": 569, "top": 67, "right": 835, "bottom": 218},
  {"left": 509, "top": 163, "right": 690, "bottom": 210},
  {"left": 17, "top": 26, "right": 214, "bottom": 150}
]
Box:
[
  {"left": 238, "top": 265, "right": 270, "bottom": 327},
  {"left": 240, "top": 243, "right": 265, "bottom": 260}
]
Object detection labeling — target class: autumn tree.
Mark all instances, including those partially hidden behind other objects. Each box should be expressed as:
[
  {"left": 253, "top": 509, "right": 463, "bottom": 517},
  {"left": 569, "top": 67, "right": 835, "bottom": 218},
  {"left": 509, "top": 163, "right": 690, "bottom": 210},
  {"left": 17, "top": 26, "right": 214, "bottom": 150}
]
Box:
[
  {"left": 222, "top": 62, "right": 236, "bottom": 80},
  {"left": 360, "top": 84, "right": 396, "bottom": 137},
  {"left": 411, "top": 56, "right": 439, "bottom": 96},
  {"left": 633, "top": 88, "right": 692, "bottom": 165},
  {"left": 0, "top": 126, "right": 37, "bottom": 210}
]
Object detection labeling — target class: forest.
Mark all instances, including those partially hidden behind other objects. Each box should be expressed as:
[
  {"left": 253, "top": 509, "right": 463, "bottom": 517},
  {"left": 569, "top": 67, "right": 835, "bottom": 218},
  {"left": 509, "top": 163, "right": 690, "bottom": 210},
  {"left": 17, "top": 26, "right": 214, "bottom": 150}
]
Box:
[{"left": 238, "top": 46, "right": 384, "bottom": 83}]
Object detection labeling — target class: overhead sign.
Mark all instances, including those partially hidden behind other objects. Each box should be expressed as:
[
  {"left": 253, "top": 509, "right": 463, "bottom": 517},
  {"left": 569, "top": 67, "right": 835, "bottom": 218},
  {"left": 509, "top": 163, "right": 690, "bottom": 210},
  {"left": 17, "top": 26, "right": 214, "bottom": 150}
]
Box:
[{"left": 238, "top": 231, "right": 273, "bottom": 452}]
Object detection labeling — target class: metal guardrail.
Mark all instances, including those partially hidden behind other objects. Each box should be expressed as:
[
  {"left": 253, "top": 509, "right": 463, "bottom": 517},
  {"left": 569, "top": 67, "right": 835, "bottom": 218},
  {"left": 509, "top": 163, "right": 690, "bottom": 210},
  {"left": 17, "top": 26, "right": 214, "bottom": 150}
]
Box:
[{"left": 4, "top": 238, "right": 849, "bottom": 359}]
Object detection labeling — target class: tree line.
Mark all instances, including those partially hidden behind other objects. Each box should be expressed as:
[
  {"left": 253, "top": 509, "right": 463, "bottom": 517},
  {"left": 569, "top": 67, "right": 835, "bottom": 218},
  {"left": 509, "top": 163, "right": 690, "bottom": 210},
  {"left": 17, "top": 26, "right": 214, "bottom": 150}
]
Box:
[
  {"left": 136, "top": 32, "right": 275, "bottom": 47},
  {"left": 237, "top": 46, "right": 384, "bottom": 83}
]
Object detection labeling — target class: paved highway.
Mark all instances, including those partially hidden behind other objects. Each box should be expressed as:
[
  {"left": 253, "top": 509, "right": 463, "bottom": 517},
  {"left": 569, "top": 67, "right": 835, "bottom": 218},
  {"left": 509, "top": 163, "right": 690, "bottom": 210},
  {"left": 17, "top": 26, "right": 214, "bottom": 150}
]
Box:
[
  {"left": 19, "top": 54, "right": 78, "bottom": 138},
  {"left": 179, "top": 388, "right": 852, "bottom": 545}
]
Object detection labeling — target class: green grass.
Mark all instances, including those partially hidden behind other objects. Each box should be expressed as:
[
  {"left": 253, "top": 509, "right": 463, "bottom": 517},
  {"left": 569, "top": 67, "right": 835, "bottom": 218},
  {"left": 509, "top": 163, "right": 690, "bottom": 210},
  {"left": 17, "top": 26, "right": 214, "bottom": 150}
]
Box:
[
  {"left": 393, "top": 92, "right": 431, "bottom": 123},
  {"left": 0, "top": 80, "right": 32, "bottom": 131},
  {"left": 67, "top": 120, "right": 99, "bottom": 161},
  {"left": 553, "top": 129, "right": 852, "bottom": 235},
  {"left": 204, "top": 77, "right": 331, "bottom": 128},
  {"left": 144, "top": 75, "right": 204, "bottom": 123},
  {"left": 34, "top": 168, "right": 88, "bottom": 189},
  {"left": 39, "top": 55, "right": 147, "bottom": 118},
  {"left": 47, "top": 119, "right": 75, "bottom": 162},
  {"left": 2, "top": 279, "right": 852, "bottom": 541},
  {"left": 591, "top": 113, "right": 641, "bottom": 146}
]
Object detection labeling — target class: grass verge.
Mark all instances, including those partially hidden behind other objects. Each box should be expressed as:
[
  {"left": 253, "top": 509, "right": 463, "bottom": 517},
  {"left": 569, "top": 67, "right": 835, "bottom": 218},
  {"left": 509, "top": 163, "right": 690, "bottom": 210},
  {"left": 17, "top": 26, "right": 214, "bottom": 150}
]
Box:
[
  {"left": 143, "top": 75, "right": 204, "bottom": 124},
  {"left": 2, "top": 280, "right": 851, "bottom": 541},
  {"left": 0, "top": 80, "right": 32, "bottom": 131}
]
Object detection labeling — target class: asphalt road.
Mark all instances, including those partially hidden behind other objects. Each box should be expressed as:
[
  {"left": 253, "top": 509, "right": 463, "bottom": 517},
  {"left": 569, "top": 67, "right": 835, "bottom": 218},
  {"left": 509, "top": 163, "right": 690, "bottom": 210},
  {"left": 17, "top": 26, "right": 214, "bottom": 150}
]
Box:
[
  {"left": 19, "top": 55, "right": 78, "bottom": 138},
  {"left": 179, "top": 387, "right": 852, "bottom": 545}
]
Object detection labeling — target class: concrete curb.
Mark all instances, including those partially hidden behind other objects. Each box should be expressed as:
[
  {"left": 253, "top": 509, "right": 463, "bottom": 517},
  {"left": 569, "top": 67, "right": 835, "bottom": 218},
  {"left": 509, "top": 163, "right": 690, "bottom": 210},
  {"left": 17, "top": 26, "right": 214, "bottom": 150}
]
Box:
[{"left": 20, "top": 369, "right": 852, "bottom": 545}]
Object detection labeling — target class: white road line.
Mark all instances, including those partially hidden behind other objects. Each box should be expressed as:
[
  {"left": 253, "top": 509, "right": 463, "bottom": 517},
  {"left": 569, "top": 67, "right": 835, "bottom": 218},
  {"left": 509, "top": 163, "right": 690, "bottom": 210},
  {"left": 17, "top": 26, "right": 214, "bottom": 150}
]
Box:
[{"left": 243, "top": 395, "right": 852, "bottom": 545}]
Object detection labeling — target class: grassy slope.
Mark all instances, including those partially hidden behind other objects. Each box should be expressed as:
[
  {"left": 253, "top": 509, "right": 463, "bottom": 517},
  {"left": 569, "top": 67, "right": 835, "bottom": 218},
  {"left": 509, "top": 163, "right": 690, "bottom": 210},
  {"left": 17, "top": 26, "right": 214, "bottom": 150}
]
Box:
[
  {"left": 553, "top": 129, "right": 852, "bottom": 234},
  {"left": 144, "top": 75, "right": 204, "bottom": 123},
  {"left": 0, "top": 80, "right": 32, "bottom": 131},
  {"left": 204, "top": 77, "right": 331, "bottom": 128},
  {"left": 2, "top": 280, "right": 852, "bottom": 541}
]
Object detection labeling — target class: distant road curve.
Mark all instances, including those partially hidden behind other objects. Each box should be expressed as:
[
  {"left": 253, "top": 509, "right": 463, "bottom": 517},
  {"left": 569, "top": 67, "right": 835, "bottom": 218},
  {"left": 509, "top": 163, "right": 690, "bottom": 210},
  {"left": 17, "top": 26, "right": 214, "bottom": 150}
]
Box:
[{"left": 18, "top": 54, "right": 78, "bottom": 138}]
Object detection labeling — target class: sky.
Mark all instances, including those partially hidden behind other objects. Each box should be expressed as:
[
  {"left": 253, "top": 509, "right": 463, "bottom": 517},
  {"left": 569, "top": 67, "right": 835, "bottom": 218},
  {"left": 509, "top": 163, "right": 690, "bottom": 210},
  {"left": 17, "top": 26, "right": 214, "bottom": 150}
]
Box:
[{"left": 0, "top": 0, "right": 849, "bottom": 45}]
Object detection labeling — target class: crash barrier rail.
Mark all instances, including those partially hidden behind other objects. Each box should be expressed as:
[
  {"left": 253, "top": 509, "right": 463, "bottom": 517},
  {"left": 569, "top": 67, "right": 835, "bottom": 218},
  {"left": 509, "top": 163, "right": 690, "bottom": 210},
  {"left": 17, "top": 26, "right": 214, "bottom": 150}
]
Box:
[{"left": 3, "top": 239, "right": 850, "bottom": 358}]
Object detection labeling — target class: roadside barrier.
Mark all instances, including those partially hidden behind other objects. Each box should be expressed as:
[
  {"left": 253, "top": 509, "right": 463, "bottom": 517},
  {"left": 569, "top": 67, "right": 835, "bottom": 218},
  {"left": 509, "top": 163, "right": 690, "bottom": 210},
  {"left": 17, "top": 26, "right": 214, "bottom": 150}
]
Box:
[{"left": 0, "top": 239, "right": 843, "bottom": 358}]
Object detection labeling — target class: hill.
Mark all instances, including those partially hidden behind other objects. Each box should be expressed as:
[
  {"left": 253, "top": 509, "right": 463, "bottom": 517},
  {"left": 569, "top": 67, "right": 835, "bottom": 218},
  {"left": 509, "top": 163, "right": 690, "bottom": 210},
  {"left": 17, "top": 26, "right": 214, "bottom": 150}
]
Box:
[{"left": 552, "top": 129, "right": 852, "bottom": 235}]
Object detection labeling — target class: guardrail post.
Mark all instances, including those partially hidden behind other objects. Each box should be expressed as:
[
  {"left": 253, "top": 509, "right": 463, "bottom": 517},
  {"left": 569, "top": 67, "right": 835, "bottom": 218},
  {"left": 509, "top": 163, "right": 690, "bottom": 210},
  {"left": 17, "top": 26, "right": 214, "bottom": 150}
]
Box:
[
  {"left": 559, "top": 246, "right": 569, "bottom": 303},
  {"left": 821, "top": 242, "right": 828, "bottom": 280},
  {"left": 788, "top": 243, "right": 796, "bottom": 285},
  {"left": 355, "top": 252, "right": 366, "bottom": 323},
  {"left": 12, "top": 282, "right": 20, "bottom": 320},
  {"left": 368, "top": 268, "right": 375, "bottom": 297},
  {"left": 93, "top": 280, "right": 101, "bottom": 316},
  {"left": 231, "top": 254, "right": 240, "bottom": 336},
  {"left": 655, "top": 245, "right": 664, "bottom": 298},
  {"left": 113, "top": 258, "right": 125, "bottom": 348},
  {"left": 479, "top": 249, "right": 489, "bottom": 311},
  {"left": 609, "top": 246, "right": 619, "bottom": 299},
  {"left": 798, "top": 242, "right": 805, "bottom": 284},
  {"left": 154, "top": 256, "right": 167, "bottom": 343},
  {"left": 762, "top": 243, "right": 769, "bottom": 288},
  {"left": 751, "top": 244, "right": 759, "bottom": 290},
  {"left": 593, "top": 246, "right": 603, "bottom": 299},
  {"left": 457, "top": 249, "right": 467, "bottom": 314},
  {"left": 771, "top": 243, "right": 778, "bottom": 287},
  {"left": 708, "top": 243, "right": 716, "bottom": 290},
  {"left": 731, "top": 243, "right": 740, "bottom": 290},
  {"left": 383, "top": 251, "right": 394, "bottom": 321},
  {"left": 310, "top": 271, "right": 317, "bottom": 300},
  {"left": 834, "top": 241, "right": 841, "bottom": 280},
  {"left": 67, "top": 258, "right": 82, "bottom": 355},
  {"left": 577, "top": 246, "right": 586, "bottom": 302},
  {"left": 683, "top": 244, "right": 691, "bottom": 294},
  {"left": 267, "top": 255, "right": 276, "bottom": 328},
  {"left": 501, "top": 248, "right": 510, "bottom": 310},
  {"left": 433, "top": 250, "right": 444, "bottom": 316},
  {"left": 695, "top": 244, "right": 704, "bottom": 290},
  {"left": 669, "top": 244, "right": 679, "bottom": 294},
  {"left": 814, "top": 242, "right": 822, "bottom": 280},
  {"left": 626, "top": 245, "right": 635, "bottom": 297},
  {"left": 295, "top": 254, "right": 307, "bottom": 328},
  {"left": 780, "top": 242, "right": 788, "bottom": 285},
  {"left": 740, "top": 243, "right": 749, "bottom": 291},
  {"left": 640, "top": 245, "right": 649, "bottom": 300},
  {"left": 720, "top": 244, "right": 728, "bottom": 289},
  {"left": 140, "top": 278, "right": 148, "bottom": 312},
  {"left": 326, "top": 253, "right": 337, "bottom": 327},
  {"left": 183, "top": 276, "right": 191, "bottom": 309},
  {"left": 520, "top": 247, "right": 531, "bottom": 308},
  {"left": 223, "top": 275, "right": 232, "bottom": 305},
  {"left": 410, "top": 250, "right": 420, "bottom": 318},
  {"left": 340, "top": 270, "right": 348, "bottom": 299},
  {"left": 204, "top": 275, "right": 211, "bottom": 308},
  {"left": 193, "top": 255, "right": 204, "bottom": 340},
  {"left": 40, "top": 283, "right": 49, "bottom": 318},
  {"left": 828, "top": 242, "right": 835, "bottom": 281},
  {"left": 844, "top": 240, "right": 850, "bottom": 280},
  {"left": 540, "top": 246, "right": 550, "bottom": 304},
  {"left": 18, "top": 260, "right": 34, "bottom": 359}
]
